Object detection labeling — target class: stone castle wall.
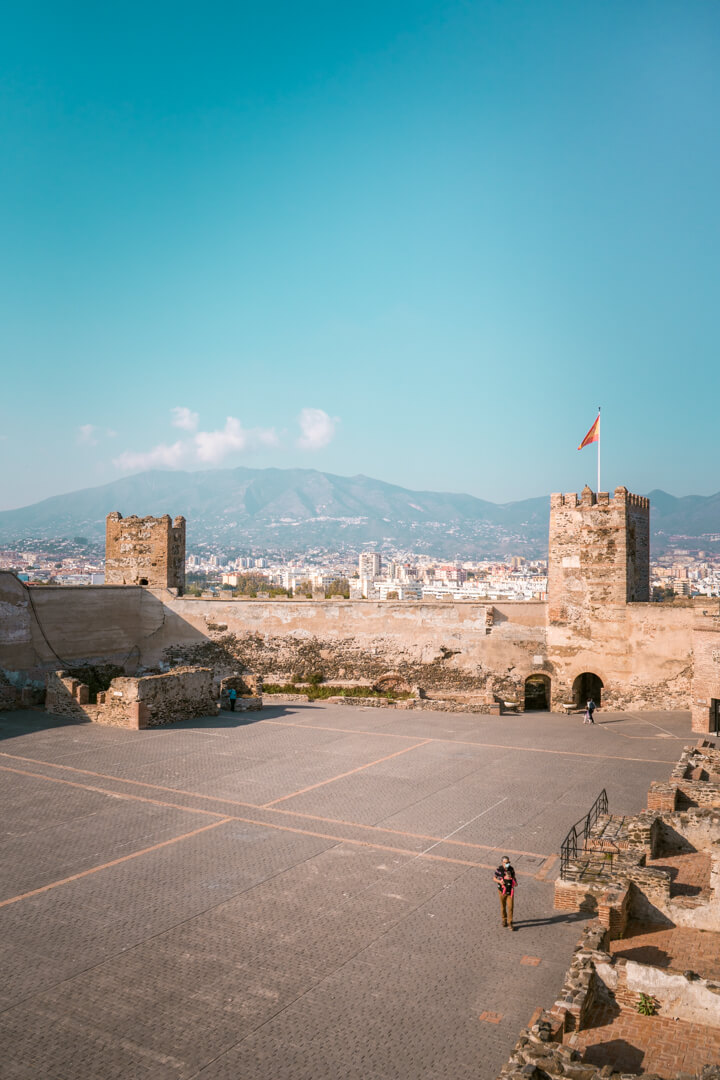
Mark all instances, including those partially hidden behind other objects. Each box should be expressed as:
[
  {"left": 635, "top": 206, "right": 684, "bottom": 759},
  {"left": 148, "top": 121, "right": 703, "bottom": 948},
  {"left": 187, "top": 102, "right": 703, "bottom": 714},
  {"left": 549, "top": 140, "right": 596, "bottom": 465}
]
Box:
[
  {"left": 691, "top": 610, "right": 720, "bottom": 733},
  {"left": 0, "top": 570, "right": 700, "bottom": 715},
  {"left": 105, "top": 512, "right": 185, "bottom": 591},
  {"left": 3, "top": 485, "right": 718, "bottom": 726}
]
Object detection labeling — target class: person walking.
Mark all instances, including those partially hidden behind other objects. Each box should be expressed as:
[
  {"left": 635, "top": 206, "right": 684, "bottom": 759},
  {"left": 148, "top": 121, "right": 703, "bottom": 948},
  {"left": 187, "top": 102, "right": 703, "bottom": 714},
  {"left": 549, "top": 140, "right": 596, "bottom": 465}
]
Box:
[
  {"left": 494, "top": 856, "right": 518, "bottom": 930},
  {"left": 587, "top": 698, "right": 596, "bottom": 724},
  {"left": 228, "top": 687, "right": 237, "bottom": 712}
]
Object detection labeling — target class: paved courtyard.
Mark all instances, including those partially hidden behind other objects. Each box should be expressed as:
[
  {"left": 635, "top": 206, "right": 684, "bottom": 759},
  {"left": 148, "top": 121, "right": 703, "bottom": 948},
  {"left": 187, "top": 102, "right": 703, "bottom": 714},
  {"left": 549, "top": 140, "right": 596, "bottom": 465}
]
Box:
[{"left": 0, "top": 703, "right": 692, "bottom": 1080}]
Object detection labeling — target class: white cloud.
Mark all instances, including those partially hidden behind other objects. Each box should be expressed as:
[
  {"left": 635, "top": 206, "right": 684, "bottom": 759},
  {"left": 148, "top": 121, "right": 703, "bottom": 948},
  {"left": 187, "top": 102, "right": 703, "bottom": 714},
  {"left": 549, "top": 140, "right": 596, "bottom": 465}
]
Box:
[
  {"left": 77, "top": 424, "right": 98, "bottom": 446},
  {"left": 296, "top": 408, "right": 338, "bottom": 450},
  {"left": 171, "top": 406, "right": 199, "bottom": 431},
  {"left": 194, "top": 417, "right": 278, "bottom": 464},
  {"left": 113, "top": 413, "right": 279, "bottom": 473},
  {"left": 113, "top": 441, "right": 186, "bottom": 472}
]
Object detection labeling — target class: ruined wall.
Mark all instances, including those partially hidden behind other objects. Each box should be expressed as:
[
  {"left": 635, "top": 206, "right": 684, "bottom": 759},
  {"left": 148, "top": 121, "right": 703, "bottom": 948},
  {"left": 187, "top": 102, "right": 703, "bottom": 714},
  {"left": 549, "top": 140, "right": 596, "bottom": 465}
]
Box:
[
  {"left": 122, "top": 666, "right": 217, "bottom": 726},
  {"left": 105, "top": 512, "right": 185, "bottom": 591},
  {"left": 159, "top": 597, "right": 548, "bottom": 703},
  {"left": 45, "top": 671, "right": 99, "bottom": 722},
  {"left": 691, "top": 608, "right": 720, "bottom": 733},
  {"left": 45, "top": 666, "right": 216, "bottom": 728}
]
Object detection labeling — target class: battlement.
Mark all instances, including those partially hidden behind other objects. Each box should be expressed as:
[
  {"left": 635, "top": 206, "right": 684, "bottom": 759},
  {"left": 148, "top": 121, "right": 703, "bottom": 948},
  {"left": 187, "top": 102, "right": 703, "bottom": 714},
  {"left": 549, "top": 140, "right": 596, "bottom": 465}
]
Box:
[
  {"left": 550, "top": 486, "right": 649, "bottom": 510},
  {"left": 106, "top": 513, "right": 186, "bottom": 528},
  {"left": 105, "top": 512, "right": 185, "bottom": 592}
]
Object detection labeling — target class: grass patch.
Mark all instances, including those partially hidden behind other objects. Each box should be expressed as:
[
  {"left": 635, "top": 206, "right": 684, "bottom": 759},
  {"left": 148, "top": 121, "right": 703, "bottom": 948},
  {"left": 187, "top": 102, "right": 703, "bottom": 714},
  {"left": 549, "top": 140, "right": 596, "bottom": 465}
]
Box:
[{"left": 263, "top": 683, "right": 412, "bottom": 702}]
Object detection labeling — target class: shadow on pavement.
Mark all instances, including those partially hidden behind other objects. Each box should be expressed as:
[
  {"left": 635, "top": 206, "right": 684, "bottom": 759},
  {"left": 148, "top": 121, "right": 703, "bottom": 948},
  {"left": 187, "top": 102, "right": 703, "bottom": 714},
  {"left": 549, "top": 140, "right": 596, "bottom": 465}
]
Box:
[{"left": 513, "top": 912, "right": 589, "bottom": 929}]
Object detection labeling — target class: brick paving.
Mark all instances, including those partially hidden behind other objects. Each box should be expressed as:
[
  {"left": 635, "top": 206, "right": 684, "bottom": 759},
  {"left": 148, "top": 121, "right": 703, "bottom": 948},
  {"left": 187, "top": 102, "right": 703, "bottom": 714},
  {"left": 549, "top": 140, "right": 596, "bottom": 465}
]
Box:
[
  {"left": 574, "top": 1001, "right": 720, "bottom": 1078},
  {"left": 0, "top": 705, "right": 691, "bottom": 1079},
  {"left": 610, "top": 918, "right": 720, "bottom": 981},
  {"left": 647, "top": 851, "right": 712, "bottom": 897}
]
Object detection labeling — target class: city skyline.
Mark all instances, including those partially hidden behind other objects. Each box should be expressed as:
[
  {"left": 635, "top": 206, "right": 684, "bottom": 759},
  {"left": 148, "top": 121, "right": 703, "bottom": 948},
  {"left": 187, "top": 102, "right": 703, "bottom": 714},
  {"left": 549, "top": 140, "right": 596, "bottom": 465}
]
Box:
[{"left": 2, "top": 2, "right": 720, "bottom": 511}]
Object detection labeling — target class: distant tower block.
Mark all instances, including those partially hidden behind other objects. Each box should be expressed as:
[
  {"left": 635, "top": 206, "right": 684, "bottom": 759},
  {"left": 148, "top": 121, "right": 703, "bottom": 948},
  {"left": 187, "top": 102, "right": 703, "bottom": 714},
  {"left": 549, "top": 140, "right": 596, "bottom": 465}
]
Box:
[
  {"left": 547, "top": 486, "right": 649, "bottom": 625},
  {"left": 105, "top": 513, "right": 186, "bottom": 592}
]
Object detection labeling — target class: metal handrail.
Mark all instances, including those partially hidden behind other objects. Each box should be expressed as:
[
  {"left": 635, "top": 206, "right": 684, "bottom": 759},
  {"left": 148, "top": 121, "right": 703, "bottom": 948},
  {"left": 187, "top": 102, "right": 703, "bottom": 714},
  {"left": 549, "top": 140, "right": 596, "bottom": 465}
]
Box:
[{"left": 560, "top": 789, "right": 609, "bottom": 876}]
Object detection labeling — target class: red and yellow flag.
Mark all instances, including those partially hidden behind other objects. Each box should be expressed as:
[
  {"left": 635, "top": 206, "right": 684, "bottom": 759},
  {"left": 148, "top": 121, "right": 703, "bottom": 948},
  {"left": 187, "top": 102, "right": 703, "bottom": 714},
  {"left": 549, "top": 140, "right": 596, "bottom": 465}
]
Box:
[{"left": 578, "top": 414, "right": 600, "bottom": 450}]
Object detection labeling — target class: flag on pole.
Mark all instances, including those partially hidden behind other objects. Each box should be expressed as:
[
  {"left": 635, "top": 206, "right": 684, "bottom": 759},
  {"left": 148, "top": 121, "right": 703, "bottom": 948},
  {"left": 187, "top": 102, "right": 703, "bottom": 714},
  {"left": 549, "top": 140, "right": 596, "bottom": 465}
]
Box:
[{"left": 578, "top": 414, "right": 600, "bottom": 450}]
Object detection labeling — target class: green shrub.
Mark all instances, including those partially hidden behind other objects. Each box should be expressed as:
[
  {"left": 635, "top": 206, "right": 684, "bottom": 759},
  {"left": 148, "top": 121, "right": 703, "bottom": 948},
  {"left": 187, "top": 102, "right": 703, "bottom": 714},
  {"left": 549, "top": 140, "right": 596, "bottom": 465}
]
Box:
[
  {"left": 262, "top": 683, "right": 412, "bottom": 702},
  {"left": 637, "top": 993, "right": 658, "bottom": 1016}
]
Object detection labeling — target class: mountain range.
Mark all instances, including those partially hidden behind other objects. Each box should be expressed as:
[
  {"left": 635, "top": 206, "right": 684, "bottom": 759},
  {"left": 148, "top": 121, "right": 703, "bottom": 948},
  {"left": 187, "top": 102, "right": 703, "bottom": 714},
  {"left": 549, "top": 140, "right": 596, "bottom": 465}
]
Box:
[{"left": 0, "top": 468, "right": 718, "bottom": 559}]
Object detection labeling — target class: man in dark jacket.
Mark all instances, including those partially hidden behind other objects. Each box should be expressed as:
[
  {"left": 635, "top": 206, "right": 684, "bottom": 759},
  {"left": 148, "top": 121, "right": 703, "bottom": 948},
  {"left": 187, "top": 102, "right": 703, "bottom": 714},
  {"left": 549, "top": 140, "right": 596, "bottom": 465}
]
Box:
[{"left": 494, "top": 857, "right": 518, "bottom": 930}]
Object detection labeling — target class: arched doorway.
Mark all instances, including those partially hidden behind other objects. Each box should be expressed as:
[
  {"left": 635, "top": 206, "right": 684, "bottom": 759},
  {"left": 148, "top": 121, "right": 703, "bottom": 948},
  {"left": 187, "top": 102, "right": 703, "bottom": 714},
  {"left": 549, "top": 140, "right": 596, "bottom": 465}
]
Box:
[
  {"left": 524, "top": 674, "right": 551, "bottom": 711},
  {"left": 573, "top": 672, "right": 603, "bottom": 707}
]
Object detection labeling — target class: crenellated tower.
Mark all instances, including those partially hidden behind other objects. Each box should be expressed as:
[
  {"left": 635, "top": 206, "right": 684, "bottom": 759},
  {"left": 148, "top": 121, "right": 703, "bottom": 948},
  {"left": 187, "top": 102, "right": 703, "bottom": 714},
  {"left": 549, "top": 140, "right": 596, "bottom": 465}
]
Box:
[
  {"left": 105, "top": 513, "right": 186, "bottom": 593},
  {"left": 547, "top": 486, "right": 649, "bottom": 626}
]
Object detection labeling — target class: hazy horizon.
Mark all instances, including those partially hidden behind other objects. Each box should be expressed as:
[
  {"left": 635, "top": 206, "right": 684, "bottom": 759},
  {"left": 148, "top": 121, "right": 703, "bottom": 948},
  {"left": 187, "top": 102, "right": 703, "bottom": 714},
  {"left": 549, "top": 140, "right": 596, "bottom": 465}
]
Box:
[{"left": 1, "top": 462, "right": 717, "bottom": 517}]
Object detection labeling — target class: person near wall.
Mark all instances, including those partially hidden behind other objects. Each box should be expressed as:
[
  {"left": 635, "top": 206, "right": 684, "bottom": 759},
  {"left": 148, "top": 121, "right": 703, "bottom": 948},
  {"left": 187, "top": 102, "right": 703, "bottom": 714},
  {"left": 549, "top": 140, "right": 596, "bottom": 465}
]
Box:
[
  {"left": 228, "top": 687, "right": 238, "bottom": 712},
  {"left": 494, "top": 857, "right": 518, "bottom": 930},
  {"left": 584, "top": 698, "right": 596, "bottom": 724}
]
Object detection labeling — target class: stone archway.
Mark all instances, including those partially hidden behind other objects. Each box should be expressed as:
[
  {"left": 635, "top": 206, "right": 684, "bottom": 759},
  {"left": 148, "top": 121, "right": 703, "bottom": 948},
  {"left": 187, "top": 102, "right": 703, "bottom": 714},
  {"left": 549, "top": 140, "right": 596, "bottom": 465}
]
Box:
[
  {"left": 572, "top": 672, "right": 603, "bottom": 707},
  {"left": 524, "top": 674, "right": 551, "bottom": 712}
]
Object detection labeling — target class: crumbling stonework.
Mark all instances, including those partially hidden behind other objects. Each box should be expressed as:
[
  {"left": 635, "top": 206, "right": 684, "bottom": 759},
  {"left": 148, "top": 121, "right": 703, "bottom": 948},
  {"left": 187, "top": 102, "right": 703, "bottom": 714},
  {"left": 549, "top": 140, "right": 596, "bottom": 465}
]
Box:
[
  {"left": 105, "top": 512, "right": 185, "bottom": 591},
  {"left": 219, "top": 673, "right": 263, "bottom": 711},
  {"left": 498, "top": 743, "right": 720, "bottom": 1080},
  {"left": 159, "top": 603, "right": 546, "bottom": 704},
  {"left": 45, "top": 666, "right": 217, "bottom": 728}
]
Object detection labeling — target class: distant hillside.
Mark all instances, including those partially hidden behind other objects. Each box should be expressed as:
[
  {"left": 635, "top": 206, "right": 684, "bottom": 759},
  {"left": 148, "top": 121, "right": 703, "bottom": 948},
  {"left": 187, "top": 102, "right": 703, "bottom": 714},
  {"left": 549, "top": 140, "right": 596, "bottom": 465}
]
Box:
[{"left": 0, "top": 468, "right": 717, "bottom": 558}]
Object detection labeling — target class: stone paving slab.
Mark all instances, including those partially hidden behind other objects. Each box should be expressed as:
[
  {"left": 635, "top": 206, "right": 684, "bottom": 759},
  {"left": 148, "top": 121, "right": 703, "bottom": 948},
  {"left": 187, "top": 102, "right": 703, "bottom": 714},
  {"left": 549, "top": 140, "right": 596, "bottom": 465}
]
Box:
[
  {"left": 0, "top": 705, "right": 691, "bottom": 1079},
  {"left": 0, "top": 791, "right": 205, "bottom": 898}
]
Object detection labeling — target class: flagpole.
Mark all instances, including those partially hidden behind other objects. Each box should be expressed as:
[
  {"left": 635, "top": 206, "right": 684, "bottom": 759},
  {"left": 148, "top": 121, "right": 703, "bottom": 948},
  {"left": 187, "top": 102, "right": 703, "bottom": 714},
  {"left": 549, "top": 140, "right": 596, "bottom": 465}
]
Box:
[{"left": 597, "top": 406, "right": 601, "bottom": 493}]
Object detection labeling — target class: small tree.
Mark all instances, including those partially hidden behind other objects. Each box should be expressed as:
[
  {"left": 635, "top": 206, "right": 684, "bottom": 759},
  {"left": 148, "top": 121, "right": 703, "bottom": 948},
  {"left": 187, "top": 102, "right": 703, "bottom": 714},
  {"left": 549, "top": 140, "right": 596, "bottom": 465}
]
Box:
[{"left": 325, "top": 578, "right": 350, "bottom": 599}]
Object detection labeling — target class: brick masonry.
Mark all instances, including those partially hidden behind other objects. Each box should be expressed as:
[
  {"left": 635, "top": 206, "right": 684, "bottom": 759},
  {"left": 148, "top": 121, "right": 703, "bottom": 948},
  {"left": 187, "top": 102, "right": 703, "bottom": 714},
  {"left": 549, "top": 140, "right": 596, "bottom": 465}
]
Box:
[{"left": 497, "top": 741, "right": 720, "bottom": 1079}]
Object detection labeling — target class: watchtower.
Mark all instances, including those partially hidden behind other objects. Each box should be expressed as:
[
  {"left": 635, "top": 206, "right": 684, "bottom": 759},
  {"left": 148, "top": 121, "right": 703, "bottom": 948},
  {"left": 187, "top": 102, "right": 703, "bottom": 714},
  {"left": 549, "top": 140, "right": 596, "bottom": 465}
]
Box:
[
  {"left": 105, "top": 513, "right": 186, "bottom": 593},
  {"left": 547, "top": 486, "right": 649, "bottom": 626}
]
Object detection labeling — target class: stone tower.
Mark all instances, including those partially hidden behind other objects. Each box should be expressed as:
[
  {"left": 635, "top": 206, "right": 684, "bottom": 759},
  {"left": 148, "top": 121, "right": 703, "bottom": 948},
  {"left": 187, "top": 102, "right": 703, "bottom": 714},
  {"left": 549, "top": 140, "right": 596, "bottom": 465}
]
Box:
[
  {"left": 105, "top": 513, "right": 186, "bottom": 593},
  {"left": 547, "top": 486, "right": 649, "bottom": 626}
]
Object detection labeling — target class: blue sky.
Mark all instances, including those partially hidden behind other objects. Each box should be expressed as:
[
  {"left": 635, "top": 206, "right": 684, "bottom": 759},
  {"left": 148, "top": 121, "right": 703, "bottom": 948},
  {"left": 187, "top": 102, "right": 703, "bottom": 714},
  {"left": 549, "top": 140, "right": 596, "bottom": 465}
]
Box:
[{"left": 2, "top": 1, "right": 719, "bottom": 511}]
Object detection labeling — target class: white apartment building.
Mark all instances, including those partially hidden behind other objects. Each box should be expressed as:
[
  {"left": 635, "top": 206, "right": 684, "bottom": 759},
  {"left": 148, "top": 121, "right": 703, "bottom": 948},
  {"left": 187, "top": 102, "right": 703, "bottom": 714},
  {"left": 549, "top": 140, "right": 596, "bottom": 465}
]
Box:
[
  {"left": 358, "top": 552, "right": 381, "bottom": 579},
  {"left": 374, "top": 581, "right": 423, "bottom": 600}
]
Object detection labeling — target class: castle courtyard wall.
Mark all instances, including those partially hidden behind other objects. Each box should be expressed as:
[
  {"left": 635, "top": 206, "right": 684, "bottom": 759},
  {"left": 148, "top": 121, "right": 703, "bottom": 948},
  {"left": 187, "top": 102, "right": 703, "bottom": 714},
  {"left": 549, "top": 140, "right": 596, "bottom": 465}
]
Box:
[
  {"left": 0, "top": 569, "right": 704, "bottom": 715},
  {"left": 547, "top": 601, "right": 695, "bottom": 710},
  {"left": 691, "top": 610, "right": 720, "bottom": 733}
]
